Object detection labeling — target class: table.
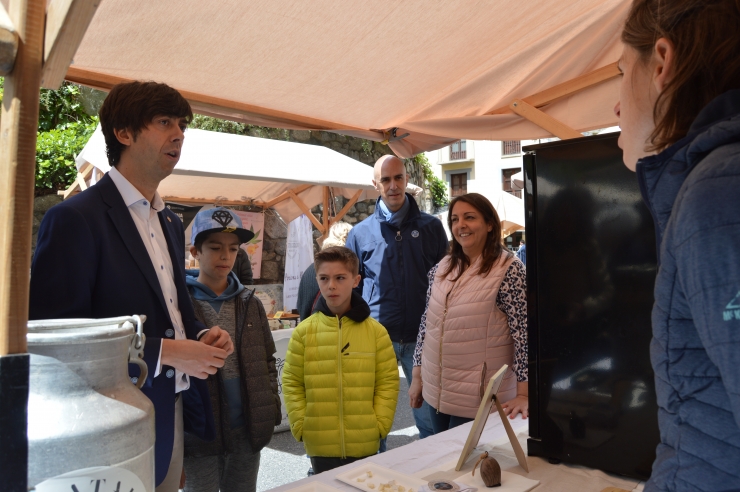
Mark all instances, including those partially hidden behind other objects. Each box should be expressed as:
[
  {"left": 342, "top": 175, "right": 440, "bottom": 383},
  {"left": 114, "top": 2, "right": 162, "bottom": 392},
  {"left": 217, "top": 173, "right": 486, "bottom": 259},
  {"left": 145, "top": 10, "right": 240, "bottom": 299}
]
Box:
[{"left": 266, "top": 414, "right": 645, "bottom": 492}]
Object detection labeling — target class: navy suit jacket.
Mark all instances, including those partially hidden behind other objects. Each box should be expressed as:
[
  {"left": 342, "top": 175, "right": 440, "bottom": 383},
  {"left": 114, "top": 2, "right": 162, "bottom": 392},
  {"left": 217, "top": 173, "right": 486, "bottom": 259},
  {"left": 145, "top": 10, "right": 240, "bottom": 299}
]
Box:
[{"left": 29, "top": 173, "right": 215, "bottom": 486}]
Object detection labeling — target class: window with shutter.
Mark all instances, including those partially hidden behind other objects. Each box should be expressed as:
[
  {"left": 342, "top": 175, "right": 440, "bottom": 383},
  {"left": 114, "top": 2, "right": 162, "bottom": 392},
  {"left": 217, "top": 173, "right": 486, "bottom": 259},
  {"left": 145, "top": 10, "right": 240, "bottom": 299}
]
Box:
[{"left": 450, "top": 172, "right": 467, "bottom": 197}]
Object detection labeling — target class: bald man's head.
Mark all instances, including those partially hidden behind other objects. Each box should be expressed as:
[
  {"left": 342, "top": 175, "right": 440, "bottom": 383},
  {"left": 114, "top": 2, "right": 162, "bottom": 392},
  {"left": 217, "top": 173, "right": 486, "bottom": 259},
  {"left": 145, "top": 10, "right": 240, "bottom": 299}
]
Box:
[{"left": 372, "top": 155, "right": 408, "bottom": 212}]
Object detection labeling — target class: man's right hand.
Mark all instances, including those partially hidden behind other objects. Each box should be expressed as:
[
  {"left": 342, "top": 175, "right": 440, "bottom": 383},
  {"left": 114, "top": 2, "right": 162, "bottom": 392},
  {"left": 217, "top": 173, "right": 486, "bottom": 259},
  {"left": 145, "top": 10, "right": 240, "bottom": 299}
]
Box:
[{"left": 161, "top": 339, "right": 228, "bottom": 379}]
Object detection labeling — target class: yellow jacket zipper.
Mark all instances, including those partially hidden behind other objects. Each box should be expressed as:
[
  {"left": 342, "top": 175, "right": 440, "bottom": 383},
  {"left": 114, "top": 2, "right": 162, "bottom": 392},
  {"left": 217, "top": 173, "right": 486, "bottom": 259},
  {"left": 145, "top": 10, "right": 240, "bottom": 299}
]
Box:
[{"left": 337, "top": 315, "right": 346, "bottom": 458}]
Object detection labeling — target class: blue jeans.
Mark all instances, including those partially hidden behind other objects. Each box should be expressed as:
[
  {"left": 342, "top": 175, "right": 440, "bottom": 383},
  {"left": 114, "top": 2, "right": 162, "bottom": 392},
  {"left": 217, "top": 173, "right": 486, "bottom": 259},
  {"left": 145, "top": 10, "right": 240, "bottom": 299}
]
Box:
[
  {"left": 393, "top": 341, "right": 434, "bottom": 439},
  {"left": 427, "top": 406, "right": 473, "bottom": 434}
]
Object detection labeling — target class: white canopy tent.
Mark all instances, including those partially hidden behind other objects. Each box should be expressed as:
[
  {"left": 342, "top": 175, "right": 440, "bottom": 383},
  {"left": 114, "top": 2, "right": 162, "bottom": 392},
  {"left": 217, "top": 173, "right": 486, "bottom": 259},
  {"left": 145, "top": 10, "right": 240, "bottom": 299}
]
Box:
[
  {"left": 479, "top": 188, "right": 526, "bottom": 238},
  {"left": 71, "top": 126, "right": 425, "bottom": 230}
]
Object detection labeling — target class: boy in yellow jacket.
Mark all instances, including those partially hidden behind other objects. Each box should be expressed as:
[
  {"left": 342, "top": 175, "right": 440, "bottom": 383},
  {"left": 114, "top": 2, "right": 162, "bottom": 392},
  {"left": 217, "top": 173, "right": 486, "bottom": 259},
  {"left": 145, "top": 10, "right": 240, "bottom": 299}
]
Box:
[{"left": 282, "top": 246, "right": 399, "bottom": 474}]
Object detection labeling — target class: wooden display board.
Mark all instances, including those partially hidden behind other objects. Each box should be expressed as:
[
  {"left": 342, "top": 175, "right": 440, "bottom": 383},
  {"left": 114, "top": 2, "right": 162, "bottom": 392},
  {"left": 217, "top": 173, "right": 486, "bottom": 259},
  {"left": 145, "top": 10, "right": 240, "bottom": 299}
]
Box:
[{"left": 455, "top": 364, "right": 529, "bottom": 472}]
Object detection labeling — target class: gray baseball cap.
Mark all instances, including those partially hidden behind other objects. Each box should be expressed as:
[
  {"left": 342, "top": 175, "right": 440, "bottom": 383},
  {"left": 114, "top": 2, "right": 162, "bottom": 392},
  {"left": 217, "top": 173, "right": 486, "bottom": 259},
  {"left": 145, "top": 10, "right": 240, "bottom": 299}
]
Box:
[{"left": 190, "top": 207, "right": 255, "bottom": 245}]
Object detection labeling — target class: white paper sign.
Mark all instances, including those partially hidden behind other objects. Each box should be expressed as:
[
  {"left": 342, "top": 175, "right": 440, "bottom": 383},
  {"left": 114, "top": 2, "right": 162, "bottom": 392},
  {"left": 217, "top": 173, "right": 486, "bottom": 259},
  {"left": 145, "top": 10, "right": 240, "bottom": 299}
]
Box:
[
  {"left": 34, "top": 466, "right": 149, "bottom": 492},
  {"left": 283, "top": 214, "right": 315, "bottom": 311}
]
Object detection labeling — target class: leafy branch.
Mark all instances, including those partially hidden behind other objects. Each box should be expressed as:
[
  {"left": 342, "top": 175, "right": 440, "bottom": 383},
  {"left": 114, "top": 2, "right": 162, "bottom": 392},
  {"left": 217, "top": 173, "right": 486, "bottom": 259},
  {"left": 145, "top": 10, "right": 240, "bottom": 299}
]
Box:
[{"left": 412, "top": 153, "right": 448, "bottom": 209}]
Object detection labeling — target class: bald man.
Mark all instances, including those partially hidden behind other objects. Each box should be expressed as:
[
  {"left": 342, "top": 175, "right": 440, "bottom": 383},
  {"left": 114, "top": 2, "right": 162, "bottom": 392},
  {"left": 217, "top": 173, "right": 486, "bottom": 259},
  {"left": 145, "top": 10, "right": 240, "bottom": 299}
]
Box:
[{"left": 345, "top": 155, "right": 448, "bottom": 440}]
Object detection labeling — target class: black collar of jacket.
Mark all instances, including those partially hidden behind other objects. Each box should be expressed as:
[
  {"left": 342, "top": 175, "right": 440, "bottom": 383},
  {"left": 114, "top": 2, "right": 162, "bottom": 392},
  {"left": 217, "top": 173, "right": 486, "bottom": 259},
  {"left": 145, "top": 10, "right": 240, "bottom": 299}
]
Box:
[{"left": 315, "top": 290, "right": 370, "bottom": 322}]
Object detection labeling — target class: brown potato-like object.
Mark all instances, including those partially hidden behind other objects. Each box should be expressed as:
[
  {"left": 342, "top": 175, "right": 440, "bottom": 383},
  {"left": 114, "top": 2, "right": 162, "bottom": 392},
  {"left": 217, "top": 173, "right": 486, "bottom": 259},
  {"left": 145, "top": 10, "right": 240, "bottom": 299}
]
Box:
[
  {"left": 472, "top": 452, "right": 502, "bottom": 488},
  {"left": 479, "top": 457, "right": 502, "bottom": 487}
]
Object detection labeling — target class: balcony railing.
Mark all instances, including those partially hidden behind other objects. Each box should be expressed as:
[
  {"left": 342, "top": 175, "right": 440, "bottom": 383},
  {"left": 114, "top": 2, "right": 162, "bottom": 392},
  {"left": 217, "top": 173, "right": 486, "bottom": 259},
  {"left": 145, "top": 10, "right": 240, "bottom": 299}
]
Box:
[
  {"left": 450, "top": 149, "right": 467, "bottom": 160},
  {"left": 502, "top": 140, "right": 521, "bottom": 156},
  {"left": 506, "top": 189, "right": 522, "bottom": 198}
]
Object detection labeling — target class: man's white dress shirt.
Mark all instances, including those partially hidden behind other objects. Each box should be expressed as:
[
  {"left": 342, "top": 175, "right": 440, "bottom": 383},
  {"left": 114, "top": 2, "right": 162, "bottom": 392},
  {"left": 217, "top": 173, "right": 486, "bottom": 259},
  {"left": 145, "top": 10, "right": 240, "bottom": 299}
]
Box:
[{"left": 109, "top": 167, "right": 190, "bottom": 392}]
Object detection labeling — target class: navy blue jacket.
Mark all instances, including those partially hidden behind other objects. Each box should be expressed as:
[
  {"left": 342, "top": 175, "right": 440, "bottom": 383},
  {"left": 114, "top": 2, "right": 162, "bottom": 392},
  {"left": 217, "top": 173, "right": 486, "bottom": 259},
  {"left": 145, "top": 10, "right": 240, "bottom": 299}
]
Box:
[
  {"left": 637, "top": 90, "right": 740, "bottom": 491},
  {"left": 29, "top": 174, "right": 215, "bottom": 486},
  {"left": 345, "top": 194, "right": 448, "bottom": 343}
]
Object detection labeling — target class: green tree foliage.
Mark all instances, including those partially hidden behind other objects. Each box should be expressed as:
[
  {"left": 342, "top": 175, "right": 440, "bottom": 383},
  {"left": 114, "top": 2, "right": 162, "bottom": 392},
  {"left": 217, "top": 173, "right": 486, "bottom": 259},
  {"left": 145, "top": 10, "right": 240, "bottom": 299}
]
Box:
[
  {"left": 38, "top": 83, "right": 92, "bottom": 131},
  {"left": 0, "top": 77, "right": 100, "bottom": 194},
  {"left": 189, "top": 114, "right": 249, "bottom": 134},
  {"left": 35, "top": 120, "right": 98, "bottom": 192},
  {"left": 412, "top": 153, "right": 448, "bottom": 209},
  {"left": 36, "top": 82, "right": 98, "bottom": 194}
]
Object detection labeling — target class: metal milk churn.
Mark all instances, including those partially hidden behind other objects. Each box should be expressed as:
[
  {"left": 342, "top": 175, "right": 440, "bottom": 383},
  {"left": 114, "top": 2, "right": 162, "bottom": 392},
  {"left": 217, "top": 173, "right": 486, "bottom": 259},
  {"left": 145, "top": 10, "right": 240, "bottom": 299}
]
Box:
[{"left": 27, "top": 316, "right": 155, "bottom": 491}]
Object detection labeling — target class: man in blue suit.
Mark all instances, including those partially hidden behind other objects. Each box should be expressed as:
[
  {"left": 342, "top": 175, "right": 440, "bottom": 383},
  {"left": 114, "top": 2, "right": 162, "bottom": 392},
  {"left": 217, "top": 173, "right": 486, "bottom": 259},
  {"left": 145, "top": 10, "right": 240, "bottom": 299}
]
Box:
[{"left": 29, "top": 81, "right": 232, "bottom": 491}]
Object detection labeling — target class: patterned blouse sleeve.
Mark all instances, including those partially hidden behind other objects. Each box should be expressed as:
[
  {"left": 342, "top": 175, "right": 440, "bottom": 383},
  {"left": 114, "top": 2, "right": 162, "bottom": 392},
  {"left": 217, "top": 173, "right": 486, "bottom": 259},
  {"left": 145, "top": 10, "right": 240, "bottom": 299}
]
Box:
[
  {"left": 413, "top": 263, "right": 439, "bottom": 367},
  {"left": 496, "top": 257, "right": 528, "bottom": 382}
]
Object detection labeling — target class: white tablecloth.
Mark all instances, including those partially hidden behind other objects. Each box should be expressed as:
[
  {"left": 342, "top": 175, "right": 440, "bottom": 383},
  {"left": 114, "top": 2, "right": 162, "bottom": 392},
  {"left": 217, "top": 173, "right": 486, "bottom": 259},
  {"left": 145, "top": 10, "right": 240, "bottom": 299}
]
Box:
[{"left": 266, "top": 414, "right": 645, "bottom": 492}]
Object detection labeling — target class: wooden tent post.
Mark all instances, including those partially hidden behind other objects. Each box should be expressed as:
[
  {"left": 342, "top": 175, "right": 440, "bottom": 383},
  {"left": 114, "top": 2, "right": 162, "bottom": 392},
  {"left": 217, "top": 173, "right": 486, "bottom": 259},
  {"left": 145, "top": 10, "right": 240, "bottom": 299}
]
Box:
[
  {"left": 0, "top": 0, "right": 45, "bottom": 488},
  {"left": 333, "top": 190, "right": 363, "bottom": 223},
  {"left": 484, "top": 62, "right": 621, "bottom": 140},
  {"left": 509, "top": 99, "right": 582, "bottom": 140},
  {"left": 319, "top": 186, "right": 331, "bottom": 242},
  {"left": 288, "top": 189, "right": 325, "bottom": 233},
  {"left": 487, "top": 62, "right": 620, "bottom": 115}
]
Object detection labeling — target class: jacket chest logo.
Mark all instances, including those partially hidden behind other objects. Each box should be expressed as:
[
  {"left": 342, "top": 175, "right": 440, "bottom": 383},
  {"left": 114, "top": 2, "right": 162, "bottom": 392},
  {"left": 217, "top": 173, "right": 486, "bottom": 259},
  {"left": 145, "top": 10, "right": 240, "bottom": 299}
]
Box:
[
  {"left": 411, "top": 230, "right": 419, "bottom": 238},
  {"left": 723, "top": 290, "right": 740, "bottom": 321}
]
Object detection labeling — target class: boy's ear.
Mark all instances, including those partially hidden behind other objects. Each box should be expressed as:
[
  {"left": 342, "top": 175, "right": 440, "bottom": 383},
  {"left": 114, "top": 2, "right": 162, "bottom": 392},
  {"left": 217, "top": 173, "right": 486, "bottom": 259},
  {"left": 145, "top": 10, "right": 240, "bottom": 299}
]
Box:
[
  {"left": 352, "top": 274, "right": 361, "bottom": 289},
  {"left": 189, "top": 245, "right": 199, "bottom": 259}
]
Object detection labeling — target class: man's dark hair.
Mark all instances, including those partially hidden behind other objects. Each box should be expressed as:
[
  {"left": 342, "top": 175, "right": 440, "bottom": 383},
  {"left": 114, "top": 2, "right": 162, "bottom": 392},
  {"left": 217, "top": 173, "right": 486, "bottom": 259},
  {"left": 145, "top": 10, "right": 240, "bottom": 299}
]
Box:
[
  {"left": 314, "top": 246, "right": 360, "bottom": 276},
  {"left": 98, "top": 81, "right": 193, "bottom": 167}
]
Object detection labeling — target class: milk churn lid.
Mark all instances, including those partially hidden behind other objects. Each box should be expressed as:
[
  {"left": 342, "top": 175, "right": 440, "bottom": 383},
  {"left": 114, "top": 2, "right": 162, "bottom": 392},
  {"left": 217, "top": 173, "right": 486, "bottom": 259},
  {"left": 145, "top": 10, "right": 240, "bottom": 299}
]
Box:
[{"left": 27, "top": 315, "right": 145, "bottom": 345}]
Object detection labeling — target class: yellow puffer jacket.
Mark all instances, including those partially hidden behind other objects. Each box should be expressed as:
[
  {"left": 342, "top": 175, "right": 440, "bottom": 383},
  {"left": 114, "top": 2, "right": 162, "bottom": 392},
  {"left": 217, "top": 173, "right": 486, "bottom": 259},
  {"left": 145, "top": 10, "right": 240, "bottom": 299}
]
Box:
[{"left": 282, "top": 291, "right": 399, "bottom": 458}]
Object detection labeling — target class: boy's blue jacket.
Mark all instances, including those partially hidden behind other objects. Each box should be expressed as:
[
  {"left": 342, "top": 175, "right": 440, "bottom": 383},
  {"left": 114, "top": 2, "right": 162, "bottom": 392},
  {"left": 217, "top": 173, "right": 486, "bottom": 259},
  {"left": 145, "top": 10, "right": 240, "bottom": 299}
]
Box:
[
  {"left": 637, "top": 89, "right": 740, "bottom": 491},
  {"left": 345, "top": 194, "right": 448, "bottom": 343}
]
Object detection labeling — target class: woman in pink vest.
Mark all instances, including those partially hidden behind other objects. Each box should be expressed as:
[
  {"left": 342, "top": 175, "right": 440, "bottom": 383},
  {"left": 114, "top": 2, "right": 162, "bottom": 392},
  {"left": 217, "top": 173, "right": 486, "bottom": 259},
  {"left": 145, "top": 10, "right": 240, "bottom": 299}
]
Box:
[{"left": 408, "top": 193, "right": 528, "bottom": 433}]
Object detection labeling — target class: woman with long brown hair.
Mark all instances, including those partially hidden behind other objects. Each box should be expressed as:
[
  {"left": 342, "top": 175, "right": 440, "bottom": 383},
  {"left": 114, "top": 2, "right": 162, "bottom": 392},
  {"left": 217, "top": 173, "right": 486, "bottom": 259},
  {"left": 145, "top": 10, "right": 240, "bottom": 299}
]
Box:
[
  {"left": 615, "top": 0, "right": 740, "bottom": 489},
  {"left": 408, "top": 193, "right": 527, "bottom": 433}
]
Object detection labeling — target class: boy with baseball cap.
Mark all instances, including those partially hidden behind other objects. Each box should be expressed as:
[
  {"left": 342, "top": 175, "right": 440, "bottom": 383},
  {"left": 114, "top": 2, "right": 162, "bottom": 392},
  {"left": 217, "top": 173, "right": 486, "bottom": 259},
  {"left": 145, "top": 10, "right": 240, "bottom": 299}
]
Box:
[{"left": 182, "top": 207, "right": 281, "bottom": 492}]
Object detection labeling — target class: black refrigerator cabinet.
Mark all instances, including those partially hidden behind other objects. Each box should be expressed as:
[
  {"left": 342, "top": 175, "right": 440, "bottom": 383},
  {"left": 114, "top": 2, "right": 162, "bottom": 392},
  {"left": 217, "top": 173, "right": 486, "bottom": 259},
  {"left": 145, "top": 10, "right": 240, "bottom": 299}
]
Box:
[{"left": 524, "top": 133, "right": 660, "bottom": 480}]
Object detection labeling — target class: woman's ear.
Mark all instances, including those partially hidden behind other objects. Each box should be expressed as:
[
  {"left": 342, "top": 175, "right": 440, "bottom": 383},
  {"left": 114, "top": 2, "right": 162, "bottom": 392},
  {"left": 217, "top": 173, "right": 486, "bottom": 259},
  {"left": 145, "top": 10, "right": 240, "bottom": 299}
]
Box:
[{"left": 653, "top": 37, "right": 676, "bottom": 93}]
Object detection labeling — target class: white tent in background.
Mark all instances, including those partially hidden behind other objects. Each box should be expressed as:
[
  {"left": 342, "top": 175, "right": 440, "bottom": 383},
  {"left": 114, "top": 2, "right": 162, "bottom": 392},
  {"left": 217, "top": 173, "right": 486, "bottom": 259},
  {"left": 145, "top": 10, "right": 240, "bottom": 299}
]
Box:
[
  {"left": 468, "top": 183, "right": 526, "bottom": 238},
  {"left": 511, "top": 171, "right": 525, "bottom": 191},
  {"left": 480, "top": 188, "right": 526, "bottom": 237},
  {"left": 73, "top": 126, "right": 418, "bottom": 227}
]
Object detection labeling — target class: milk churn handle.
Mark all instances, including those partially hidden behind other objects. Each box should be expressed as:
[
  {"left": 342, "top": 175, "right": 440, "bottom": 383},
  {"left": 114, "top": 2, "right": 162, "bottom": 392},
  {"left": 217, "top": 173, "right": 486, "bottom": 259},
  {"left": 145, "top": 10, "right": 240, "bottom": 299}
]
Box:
[{"left": 123, "top": 315, "right": 148, "bottom": 389}]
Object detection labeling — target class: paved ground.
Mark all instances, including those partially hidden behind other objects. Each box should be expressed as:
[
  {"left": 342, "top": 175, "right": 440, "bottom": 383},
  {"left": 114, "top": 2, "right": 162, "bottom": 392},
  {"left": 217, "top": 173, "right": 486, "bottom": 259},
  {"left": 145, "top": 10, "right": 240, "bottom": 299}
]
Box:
[{"left": 256, "top": 365, "right": 418, "bottom": 492}]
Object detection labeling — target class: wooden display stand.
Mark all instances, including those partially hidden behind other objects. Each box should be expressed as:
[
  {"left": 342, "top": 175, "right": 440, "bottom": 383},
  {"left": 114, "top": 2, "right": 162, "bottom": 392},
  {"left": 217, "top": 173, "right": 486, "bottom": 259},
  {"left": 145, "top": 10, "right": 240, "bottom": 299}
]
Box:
[{"left": 455, "top": 364, "right": 529, "bottom": 473}]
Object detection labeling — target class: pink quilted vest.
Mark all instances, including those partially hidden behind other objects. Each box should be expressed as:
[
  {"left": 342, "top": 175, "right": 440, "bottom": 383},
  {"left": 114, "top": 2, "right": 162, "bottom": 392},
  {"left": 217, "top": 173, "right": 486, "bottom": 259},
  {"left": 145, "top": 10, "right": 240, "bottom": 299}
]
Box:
[{"left": 421, "top": 253, "right": 517, "bottom": 418}]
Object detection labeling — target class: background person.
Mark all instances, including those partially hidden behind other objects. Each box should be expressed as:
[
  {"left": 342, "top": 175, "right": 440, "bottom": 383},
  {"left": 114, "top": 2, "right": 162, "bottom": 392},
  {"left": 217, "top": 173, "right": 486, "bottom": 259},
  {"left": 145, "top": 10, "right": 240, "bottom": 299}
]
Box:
[
  {"left": 183, "top": 208, "right": 281, "bottom": 492},
  {"left": 346, "top": 155, "right": 447, "bottom": 441},
  {"left": 296, "top": 221, "right": 353, "bottom": 321},
  {"left": 615, "top": 0, "right": 740, "bottom": 489},
  {"left": 409, "top": 193, "right": 528, "bottom": 433},
  {"left": 282, "top": 247, "right": 399, "bottom": 474},
  {"left": 232, "top": 247, "right": 253, "bottom": 286},
  {"left": 516, "top": 239, "right": 526, "bottom": 266}
]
